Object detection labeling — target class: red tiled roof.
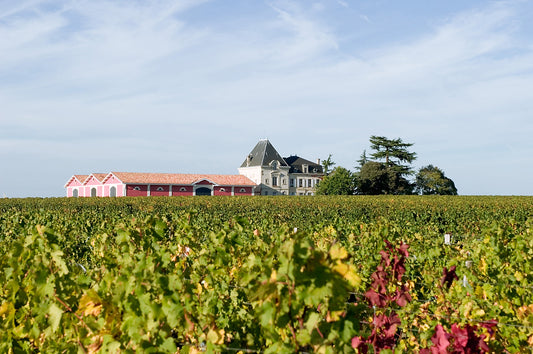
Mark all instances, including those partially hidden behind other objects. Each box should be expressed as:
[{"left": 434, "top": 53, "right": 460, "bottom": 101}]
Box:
[
  {"left": 64, "top": 174, "right": 89, "bottom": 188},
  {"left": 107, "top": 172, "right": 256, "bottom": 186},
  {"left": 91, "top": 173, "right": 108, "bottom": 182},
  {"left": 74, "top": 175, "right": 89, "bottom": 183}
]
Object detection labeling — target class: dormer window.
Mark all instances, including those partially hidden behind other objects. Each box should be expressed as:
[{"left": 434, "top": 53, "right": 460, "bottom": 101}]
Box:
[
  {"left": 271, "top": 160, "right": 279, "bottom": 169},
  {"left": 302, "top": 164, "right": 308, "bottom": 173}
]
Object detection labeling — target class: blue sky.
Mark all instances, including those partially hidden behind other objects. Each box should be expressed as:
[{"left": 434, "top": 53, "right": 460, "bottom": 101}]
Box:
[{"left": 1, "top": 0, "right": 532, "bottom": 197}]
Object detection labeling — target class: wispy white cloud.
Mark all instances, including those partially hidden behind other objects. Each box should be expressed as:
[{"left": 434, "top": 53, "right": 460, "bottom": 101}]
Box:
[
  {"left": 337, "top": 0, "right": 349, "bottom": 9},
  {"left": 265, "top": 0, "right": 339, "bottom": 65}
]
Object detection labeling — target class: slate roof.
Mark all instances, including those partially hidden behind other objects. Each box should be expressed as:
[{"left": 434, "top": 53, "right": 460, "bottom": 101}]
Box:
[
  {"left": 240, "top": 139, "right": 289, "bottom": 168},
  {"left": 284, "top": 156, "right": 323, "bottom": 174},
  {"left": 106, "top": 172, "right": 256, "bottom": 186}
]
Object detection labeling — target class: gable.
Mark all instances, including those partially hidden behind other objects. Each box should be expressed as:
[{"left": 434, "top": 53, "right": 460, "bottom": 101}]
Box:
[
  {"left": 64, "top": 175, "right": 88, "bottom": 188},
  {"left": 194, "top": 179, "right": 214, "bottom": 185},
  {"left": 84, "top": 175, "right": 103, "bottom": 186},
  {"left": 103, "top": 174, "right": 123, "bottom": 185}
]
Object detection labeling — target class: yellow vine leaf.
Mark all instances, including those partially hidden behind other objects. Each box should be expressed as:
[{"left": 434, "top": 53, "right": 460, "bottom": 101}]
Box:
[
  {"left": 207, "top": 328, "right": 225, "bottom": 345},
  {"left": 0, "top": 301, "right": 14, "bottom": 317},
  {"left": 329, "top": 244, "right": 348, "bottom": 261},
  {"left": 333, "top": 263, "right": 361, "bottom": 288},
  {"left": 78, "top": 290, "right": 103, "bottom": 317}
]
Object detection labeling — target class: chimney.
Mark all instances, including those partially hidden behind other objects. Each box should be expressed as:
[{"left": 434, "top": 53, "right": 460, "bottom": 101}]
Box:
[{"left": 316, "top": 158, "right": 320, "bottom": 165}]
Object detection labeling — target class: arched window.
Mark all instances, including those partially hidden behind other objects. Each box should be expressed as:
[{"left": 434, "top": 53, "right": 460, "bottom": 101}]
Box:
[
  {"left": 133, "top": 187, "right": 141, "bottom": 191},
  {"left": 72, "top": 189, "right": 78, "bottom": 198},
  {"left": 157, "top": 187, "right": 164, "bottom": 191},
  {"left": 91, "top": 188, "right": 97, "bottom": 197},
  {"left": 110, "top": 186, "right": 116, "bottom": 197},
  {"left": 220, "top": 188, "right": 226, "bottom": 192},
  {"left": 180, "top": 187, "right": 187, "bottom": 192},
  {"left": 239, "top": 188, "right": 246, "bottom": 193}
]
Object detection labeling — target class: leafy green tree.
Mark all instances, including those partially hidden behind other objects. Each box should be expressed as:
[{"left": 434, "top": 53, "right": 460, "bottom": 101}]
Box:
[
  {"left": 356, "top": 161, "right": 389, "bottom": 195},
  {"left": 316, "top": 167, "right": 355, "bottom": 195},
  {"left": 415, "top": 165, "right": 458, "bottom": 195},
  {"left": 357, "top": 136, "right": 417, "bottom": 194},
  {"left": 321, "top": 154, "right": 336, "bottom": 175}
]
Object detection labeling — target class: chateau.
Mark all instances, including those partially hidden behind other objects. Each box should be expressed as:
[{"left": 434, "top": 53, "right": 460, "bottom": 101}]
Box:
[
  {"left": 64, "top": 139, "right": 324, "bottom": 197},
  {"left": 238, "top": 139, "right": 323, "bottom": 195}
]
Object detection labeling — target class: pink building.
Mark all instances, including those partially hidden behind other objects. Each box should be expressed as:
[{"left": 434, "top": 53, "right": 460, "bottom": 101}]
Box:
[
  {"left": 64, "top": 140, "right": 324, "bottom": 197},
  {"left": 65, "top": 172, "right": 256, "bottom": 197}
]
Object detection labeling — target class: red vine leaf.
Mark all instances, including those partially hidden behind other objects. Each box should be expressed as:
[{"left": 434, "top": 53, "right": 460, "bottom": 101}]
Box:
[
  {"left": 430, "top": 324, "right": 451, "bottom": 354},
  {"left": 441, "top": 266, "right": 458, "bottom": 289}
]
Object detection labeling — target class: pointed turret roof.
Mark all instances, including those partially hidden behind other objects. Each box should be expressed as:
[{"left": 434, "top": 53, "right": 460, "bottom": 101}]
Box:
[{"left": 240, "top": 139, "right": 289, "bottom": 168}]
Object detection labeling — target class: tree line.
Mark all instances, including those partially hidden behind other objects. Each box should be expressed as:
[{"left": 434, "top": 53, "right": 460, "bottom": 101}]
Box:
[{"left": 317, "top": 136, "right": 458, "bottom": 195}]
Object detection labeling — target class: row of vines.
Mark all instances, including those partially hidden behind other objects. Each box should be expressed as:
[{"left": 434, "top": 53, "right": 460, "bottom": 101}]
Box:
[{"left": 0, "top": 196, "right": 532, "bottom": 352}]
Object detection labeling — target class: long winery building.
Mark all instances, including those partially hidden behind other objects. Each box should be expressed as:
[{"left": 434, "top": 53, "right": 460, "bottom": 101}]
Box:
[{"left": 65, "top": 140, "right": 324, "bottom": 197}]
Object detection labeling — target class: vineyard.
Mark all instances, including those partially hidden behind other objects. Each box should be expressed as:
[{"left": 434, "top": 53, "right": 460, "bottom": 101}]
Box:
[{"left": 0, "top": 196, "right": 532, "bottom": 353}]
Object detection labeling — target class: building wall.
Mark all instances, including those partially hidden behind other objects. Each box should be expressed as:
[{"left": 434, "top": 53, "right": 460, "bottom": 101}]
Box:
[
  {"left": 214, "top": 186, "right": 232, "bottom": 196},
  {"left": 150, "top": 185, "right": 170, "bottom": 196},
  {"left": 127, "top": 184, "right": 148, "bottom": 197},
  {"left": 67, "top": 175, "right": 256, "bottom": 197},
  {"left": 103, "top": 176, "right": 125, "bottom": 197},
  {"left": 234, "top": 186, "right": 253, "bottom": 195},
  {"left": 172, "top": 185, "right": 193, "bottom": 196},
  {"left": 238, "top": 166, "right": 263, "bottom": 185},
  {"left": 289, "top": 175, "right": 322, "bottom": 195}
]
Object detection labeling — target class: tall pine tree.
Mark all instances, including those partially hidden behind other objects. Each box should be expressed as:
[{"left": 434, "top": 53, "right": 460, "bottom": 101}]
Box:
[{"left": 358, "top": 136, "right": 417, "bottom": 194}]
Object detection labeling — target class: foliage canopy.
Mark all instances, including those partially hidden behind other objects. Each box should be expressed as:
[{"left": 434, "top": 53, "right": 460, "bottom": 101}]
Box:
[
  {"left": 316, "top": 166, "right": 356, "bottom": 195},
  {"left": 357, "top": 136, "right": 417, "bottom": 194},
  {"left": 415, "top": 165, "right": 458, "bottom": 195}
]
